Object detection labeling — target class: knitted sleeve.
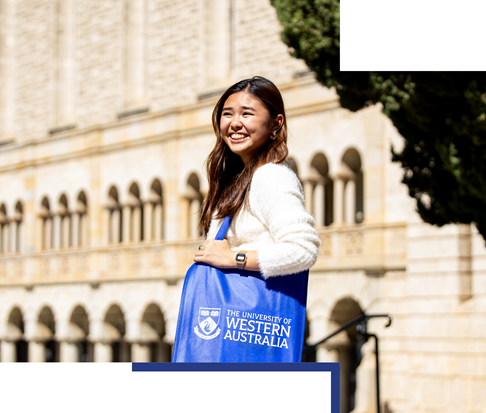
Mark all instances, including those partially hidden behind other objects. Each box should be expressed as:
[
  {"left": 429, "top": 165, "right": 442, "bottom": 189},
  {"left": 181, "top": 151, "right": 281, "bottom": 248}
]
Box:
[{"left": 249, "top": 163, "right": 321, "bottom": 278}]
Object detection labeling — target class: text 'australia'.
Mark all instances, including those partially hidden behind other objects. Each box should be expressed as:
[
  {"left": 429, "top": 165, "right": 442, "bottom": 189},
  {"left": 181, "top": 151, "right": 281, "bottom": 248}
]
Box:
[{"left": 223, "top": 317, "right": 290, "bottom": 349}]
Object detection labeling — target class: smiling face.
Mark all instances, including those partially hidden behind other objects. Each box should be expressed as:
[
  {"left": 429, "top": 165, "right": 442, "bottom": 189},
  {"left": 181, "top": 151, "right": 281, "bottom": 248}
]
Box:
[{"left": 220, "top": 91, "right": 282, "bottom": 165}]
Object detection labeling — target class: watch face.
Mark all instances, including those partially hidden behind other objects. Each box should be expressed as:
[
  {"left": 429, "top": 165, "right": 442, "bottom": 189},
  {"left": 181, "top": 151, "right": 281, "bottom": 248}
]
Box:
[{"left": 236, "top": 253, "right": 245, "bottom": 263}]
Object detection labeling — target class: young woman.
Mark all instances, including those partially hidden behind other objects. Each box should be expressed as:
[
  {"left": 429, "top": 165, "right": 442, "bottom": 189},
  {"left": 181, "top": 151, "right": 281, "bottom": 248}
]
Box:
[{"left": 194, "top": 76, "right": 320, "bottom": 277}]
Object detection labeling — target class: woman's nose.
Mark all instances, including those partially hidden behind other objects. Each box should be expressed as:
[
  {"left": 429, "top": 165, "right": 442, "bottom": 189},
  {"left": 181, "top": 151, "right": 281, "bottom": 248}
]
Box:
[{"left": 230, "top": 117, "right": 242, "bottom": 129}]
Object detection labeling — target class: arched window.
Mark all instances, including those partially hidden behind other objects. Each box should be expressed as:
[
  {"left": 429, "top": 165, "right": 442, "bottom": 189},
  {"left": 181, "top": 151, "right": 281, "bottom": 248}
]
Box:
[
  {"left": 108, "top": 187, "right": 122, "bottom": 244},
  {"left": 0, "top": 204, "right": 7, "bottom": 254},
  {"left": 185, "top": 173, "right": 203, "bottom": 238},
  {"left": 308, "top": 153, "right": 333, "bottom": 227},
  {"left": 41, "top": 197, "right": 53, "bottom": 250},
  {"left": 341, "top": 149, "right": 363, "bottom": 224},
  {"left": 59, "top": 194, "right": 71, "bottom": 249},
  {"left": 148, "top": 179, "right": 164, "bottom": 241},
  {"left": 128, "top": 183, "right": 143, "bottom": 242},
  {"left": 14, "top": 201, "right": 23, "bottom": 253},
  {"left": 76, "top": 192, "right": 88, "bottom": 247}
]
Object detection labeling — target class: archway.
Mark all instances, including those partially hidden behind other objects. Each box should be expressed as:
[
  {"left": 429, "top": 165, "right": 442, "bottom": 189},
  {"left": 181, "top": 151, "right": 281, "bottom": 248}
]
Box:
[
  {"left": 41, "top": 197, "right": 53, "bottom": 250},
  {"left": 328, "top": 298, "right": 365, "bottom": 413},
  {"left": 14, "top": 201, "right": 23, "bottom": 253},
  {"left": 108, "top": 186, "right": 122, "bottom": 244},
  {"left": 186, "top": 173, "right": 203, "bottom": 238},
  {"left": 59, "top": 194, "right": 71, "bottom": 248},
  {"left": 310, "top": 153, "right": 333, "bottom": 226},
  {"left": 0, "top": 204, "right": 7, "bottom": 254},
  {"left": 38, "top": 306, "right": 58, "bottom": 362},
  {"left": 341, "top": 148, "right": 364, "bottom": 224},
  {"left": 104, "top": 305, "right": 128, "bottom": 362},
  {"left": 70, "top": 305, "right": 91, "bottom": 362},
  {"left": 128, "top": 182, "right": 143, "bottom": 242},
  {"left": 149, "top": 179, "right": 164, "bottom": 241},
  {"left": 76, "top": 192, "right": 88, "bottom": 247},
  {"left": 5, "top": 307, "right": 28, "bottom": 362},
  {"left": 141, "top": 303, "right": 171, "bottom": 362}
]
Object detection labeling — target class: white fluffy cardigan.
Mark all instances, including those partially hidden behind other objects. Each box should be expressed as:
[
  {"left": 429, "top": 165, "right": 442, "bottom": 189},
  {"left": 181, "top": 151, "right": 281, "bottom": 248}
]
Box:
[{"left": 206, "top": 162, "right": 321, "bottom": 278}]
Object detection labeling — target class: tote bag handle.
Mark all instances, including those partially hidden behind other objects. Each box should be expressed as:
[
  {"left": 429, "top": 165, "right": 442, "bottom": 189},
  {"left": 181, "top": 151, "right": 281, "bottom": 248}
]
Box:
[{"left": 214, "top": 216, "right": 232, "bottom": 241}]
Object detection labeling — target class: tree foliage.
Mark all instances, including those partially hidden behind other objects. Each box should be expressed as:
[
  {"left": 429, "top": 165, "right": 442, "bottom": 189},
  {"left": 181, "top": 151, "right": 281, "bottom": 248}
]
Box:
[{"left": 271, "top": 0, "right": 486, "bottom": 240}]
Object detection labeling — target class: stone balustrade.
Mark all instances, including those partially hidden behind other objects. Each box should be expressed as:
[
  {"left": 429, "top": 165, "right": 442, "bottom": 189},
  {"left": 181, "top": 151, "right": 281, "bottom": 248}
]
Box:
[{"left": 0, "top": 222, "right": 407, "bottom": 285}]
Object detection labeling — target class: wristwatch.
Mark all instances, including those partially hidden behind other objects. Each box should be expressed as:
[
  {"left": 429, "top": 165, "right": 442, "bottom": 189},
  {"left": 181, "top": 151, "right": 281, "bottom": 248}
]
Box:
[{"left": 235, "top": 251, "right": 247, "bottom": 270}]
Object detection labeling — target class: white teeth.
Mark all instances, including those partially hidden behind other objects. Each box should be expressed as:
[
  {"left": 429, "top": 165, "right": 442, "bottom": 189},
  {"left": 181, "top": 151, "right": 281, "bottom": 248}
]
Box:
[{"left": 231, "top": 134, "right": 247, "bottom": 139}]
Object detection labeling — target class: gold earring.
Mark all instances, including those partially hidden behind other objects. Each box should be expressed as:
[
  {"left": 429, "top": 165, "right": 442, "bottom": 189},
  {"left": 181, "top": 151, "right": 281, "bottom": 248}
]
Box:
[{"left": 270, "top": 132, "right": 277, "bottom": 140}]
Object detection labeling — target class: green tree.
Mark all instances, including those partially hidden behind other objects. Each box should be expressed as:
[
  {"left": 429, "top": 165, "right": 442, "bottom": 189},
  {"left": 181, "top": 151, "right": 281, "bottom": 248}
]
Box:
[{"left": 271, "top": 0, "right": 486, "bottom": 241}]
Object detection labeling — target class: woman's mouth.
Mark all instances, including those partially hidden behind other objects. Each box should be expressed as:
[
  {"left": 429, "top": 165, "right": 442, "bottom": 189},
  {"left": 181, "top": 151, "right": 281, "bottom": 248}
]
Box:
[{"left": 229, "top": 133, "right": 248, "bottom": 142}]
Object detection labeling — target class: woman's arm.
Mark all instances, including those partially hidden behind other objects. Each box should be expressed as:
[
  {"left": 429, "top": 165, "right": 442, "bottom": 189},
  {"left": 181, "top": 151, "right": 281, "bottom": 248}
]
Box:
[
  {"left": 249, "top": 163, "right": 321, "bottom": 277},
  {"left": 194, "top": 240, "right": 260, "bottom": 271}
]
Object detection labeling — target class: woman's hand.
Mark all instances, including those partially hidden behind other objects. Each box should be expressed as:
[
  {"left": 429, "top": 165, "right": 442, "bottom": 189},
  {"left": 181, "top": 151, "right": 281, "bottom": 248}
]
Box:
[{"left": 194, "top": 239, "right": 236, "bottom": 269}]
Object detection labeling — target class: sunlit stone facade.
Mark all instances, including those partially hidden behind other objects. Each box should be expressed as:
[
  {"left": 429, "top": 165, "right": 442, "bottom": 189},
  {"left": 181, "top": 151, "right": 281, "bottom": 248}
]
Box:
[{"left": 0, "top": 1, "right": 485, "bottom": 412}]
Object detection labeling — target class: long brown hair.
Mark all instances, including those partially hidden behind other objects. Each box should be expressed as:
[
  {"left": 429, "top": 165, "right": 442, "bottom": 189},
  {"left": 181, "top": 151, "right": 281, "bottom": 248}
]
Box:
[{"left": 199, "top": 76, "right": 289, "bottom": 235}]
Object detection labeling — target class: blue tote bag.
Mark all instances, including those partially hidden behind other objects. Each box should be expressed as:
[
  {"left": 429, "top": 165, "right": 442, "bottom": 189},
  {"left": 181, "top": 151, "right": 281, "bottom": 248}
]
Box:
[{"left": 172, "top": 216, "right": 309, "bottom": 362}]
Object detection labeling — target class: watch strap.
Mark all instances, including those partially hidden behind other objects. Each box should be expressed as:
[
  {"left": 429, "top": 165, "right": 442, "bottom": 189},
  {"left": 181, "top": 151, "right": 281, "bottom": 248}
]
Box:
[{"left": 236, "top": 250, "right": 247, "bottom": 270}]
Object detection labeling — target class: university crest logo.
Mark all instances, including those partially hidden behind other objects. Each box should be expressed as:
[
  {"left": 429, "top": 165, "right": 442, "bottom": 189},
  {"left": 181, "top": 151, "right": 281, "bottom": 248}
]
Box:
[{"left": 194, "top": 307, "right": 221, "bottom": 340}]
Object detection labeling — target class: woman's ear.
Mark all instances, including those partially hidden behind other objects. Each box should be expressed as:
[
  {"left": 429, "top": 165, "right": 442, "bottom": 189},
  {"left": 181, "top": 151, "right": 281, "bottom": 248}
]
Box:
[{"left": 273, "top": 114, "right": 284, "bottom": 133}]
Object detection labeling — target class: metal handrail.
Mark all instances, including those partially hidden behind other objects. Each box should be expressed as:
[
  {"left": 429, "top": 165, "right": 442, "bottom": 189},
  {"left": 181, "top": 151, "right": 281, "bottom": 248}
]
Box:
[
  {"left": 302, "top": 313, "right": 392, "bottom": 413},
  {"left": 302, "top": 313, "right": 392, "bottom": 355}
]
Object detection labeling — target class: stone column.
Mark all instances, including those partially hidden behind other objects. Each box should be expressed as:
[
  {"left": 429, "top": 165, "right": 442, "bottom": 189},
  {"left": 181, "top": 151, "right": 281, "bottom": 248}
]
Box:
[
  {"left": 9, "top": 220, "right": 16, "bottom": 253},
  {"left": 317, "top": 345, "right": 339, "bottom": 363},
  {"left": 71, "top": 213, "right": 79, "bottom": 248},
  {"left": 303, "top": 180, "right": 314, "bottom": 215},
  {"left": 28, "top": 341, "right": 46, "bottom": 362},
  {"left": 80, "top": 213, "right": 88, "bottom": 247},
  {"left": 34, "top": 217, "right": 43, "bottom": 252},
  {"left": 122, "top": 205, "right": 131, "bottom": 244},
  {"left": 59, "top": 341, "right": 79, "bottom": 362},
  {"left": 89, "top": 318, "right": 113, "bottom": 362},
  {"left": 16, "top": 220, "right": 22, "bottom": 253},
  {"left": 131, "top": 343, "right": 151, "bottom": 362},
  {"left": 352, "top": 340, "right": 376, "bottom": 413},
  {"left": 154, "top": 204, "right": 163, "bottom": 241},
  {"left": 143, "top": 202, "right": 152, "bottom": 243},
  {"left": 313, "top": 181, "right": 325, "bottom": 227},
  {"left": 102, "top": 209, "right": 110, "bottom": 246},
  {"left": 0, "top": 341, "right": 16, "bottom": 362},
  {"left": 132, "top": 206, "right": 141, "bottom": 242},
  {"left": 110, "top": 209, "right": 120, "bottom": 244},
  {"left": 43, "top": 218, "right": 52, "bottom": 250},
  {"left": 333, "top": 177, "right": 344, "bottom": 225},
  {"left": 94, "top": 342, "right": 112, "bottom": 362},
  {"left": 62, "top": 215, "right": 70, "bottom": 248},
  {"left": 52, "top": 214, "right": 61, "bottom": 249},
  {"left": 344, "top": 179, "right": 356, "bottom": 225},
  {"left": 2, "top": 223, "right": 9, "bottom": 253}
]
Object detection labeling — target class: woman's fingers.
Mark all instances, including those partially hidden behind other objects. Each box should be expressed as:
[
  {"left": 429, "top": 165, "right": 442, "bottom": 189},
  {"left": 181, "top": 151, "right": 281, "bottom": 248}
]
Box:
[{"left": 193, "top": 240, "right": 232, "bottom": 267}]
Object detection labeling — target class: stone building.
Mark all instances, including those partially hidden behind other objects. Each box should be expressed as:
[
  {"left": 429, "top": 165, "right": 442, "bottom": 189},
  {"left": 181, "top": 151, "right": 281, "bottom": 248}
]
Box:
[{"left": 0, "top": 1, "right": 485, "bottom": 412}]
